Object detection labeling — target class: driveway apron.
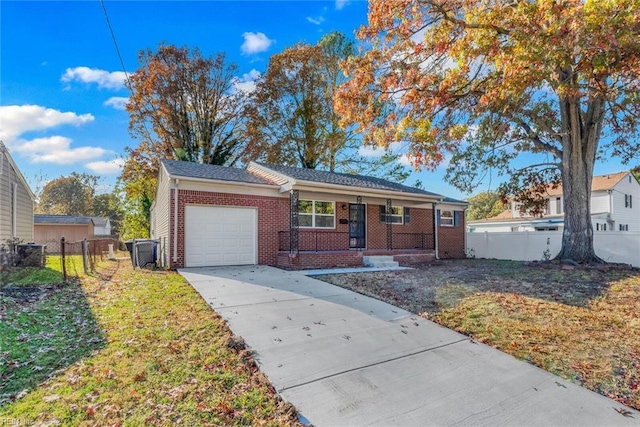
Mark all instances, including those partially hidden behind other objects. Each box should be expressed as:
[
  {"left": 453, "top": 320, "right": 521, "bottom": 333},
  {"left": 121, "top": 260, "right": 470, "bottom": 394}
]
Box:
[{"left": 179, "top": 265, "right": 639, "bottom": 426}]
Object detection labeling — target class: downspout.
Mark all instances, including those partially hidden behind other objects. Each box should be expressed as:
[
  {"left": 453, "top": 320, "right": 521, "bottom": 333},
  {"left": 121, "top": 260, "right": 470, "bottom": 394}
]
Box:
[
  {"left": 173, "top": 178, "right": 179, "bottom": 264},
  {"left": 432, "top": 201, "right": 440, "bottom": 260},
  {"left": 463, "top": 207, "right": 468, "bottom": 258},
  {"left": 608, "top": 189, "right": 614, "bottom": 228}
]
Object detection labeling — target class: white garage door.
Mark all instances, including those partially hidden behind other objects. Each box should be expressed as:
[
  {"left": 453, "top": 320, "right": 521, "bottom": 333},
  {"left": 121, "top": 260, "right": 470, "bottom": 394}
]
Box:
[{"left": 185, "top": 206, "right": 257, "bottom": 267}]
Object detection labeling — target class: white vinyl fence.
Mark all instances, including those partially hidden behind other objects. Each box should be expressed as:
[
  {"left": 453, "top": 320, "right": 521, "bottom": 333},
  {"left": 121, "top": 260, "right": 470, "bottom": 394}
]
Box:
[{"left": 466, "top": 231, "right": 640, "bottom": 267}]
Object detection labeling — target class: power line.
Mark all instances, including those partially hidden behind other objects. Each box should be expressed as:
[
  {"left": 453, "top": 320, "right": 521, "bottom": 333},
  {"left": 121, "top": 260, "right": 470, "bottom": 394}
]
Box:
[{"left": 100, "top": 0, "right": 131, "bottom": 88}]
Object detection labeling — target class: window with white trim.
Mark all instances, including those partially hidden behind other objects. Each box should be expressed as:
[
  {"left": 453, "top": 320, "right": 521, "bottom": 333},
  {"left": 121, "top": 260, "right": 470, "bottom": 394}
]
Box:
[
  {"left": 440, "top": 210, "right": 454, "bottom": 226},
  {"left": 379, "top": 205, "right": 404, "bottom": 224},
  {"left": 596, "top": 223, "right": 607, "bottom": 231},
  {"left": 625, "top": 194, "right": 633, "bottom": 208},
  {"left": 619, "top": 224, "right": 629, "bottom": 231},
  {"left": 298, "top": 200, "right": 335, "bottom": 228},
  {"left": 555, "top": 197, "right": 562, "bottom": 214}
]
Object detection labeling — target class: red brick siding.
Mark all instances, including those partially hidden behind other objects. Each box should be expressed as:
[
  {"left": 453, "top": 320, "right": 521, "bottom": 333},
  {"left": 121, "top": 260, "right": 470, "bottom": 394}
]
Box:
[
  {"left": 168, "top": 188, "right": 463, "bottom": 268},
  {"left": 437, "top": 214, "right": 466, "bottom": 258},
  {"left": 366, "top": 205, "right": 434, "bottom": 250},
  {"left": 276, "top": 252, "right": 363, "bottom": 270},
  {"left": 393, "top": 253, "right": 436, "bottom": 266},
  {"left": 170, "top": 189, "right": 289, "bottom": 268}
]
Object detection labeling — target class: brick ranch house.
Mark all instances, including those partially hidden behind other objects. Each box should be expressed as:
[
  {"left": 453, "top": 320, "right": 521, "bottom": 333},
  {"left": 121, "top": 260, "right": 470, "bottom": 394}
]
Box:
[{"left": 150, "top": 160, "right": 467, "bottom": 270}]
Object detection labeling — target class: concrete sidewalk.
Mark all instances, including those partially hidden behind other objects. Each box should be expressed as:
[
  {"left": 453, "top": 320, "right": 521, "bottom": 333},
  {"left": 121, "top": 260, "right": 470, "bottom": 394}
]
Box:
[{"left": 179, "top": 265, "right": 639, "bottom": 426}]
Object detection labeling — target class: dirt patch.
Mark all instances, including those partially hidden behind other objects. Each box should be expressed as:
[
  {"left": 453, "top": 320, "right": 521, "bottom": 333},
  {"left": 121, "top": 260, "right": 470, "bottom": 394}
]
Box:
[{"left": 315, "top": 258, "right": 630, "bottom": 315}]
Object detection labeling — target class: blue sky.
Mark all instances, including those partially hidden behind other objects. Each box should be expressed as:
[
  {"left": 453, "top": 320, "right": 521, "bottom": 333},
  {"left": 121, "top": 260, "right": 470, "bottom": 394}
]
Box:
[{"left": 0, "top": 1, "right": 632, "bottom": 200}]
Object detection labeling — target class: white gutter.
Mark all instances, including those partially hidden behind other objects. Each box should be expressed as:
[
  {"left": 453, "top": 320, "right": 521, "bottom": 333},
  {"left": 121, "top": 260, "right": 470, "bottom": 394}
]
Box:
[
  {"left": 293, "top": 180, "right": 443, "bottom": 204},
  {"left": 165, "top": 174, "right": 279, "bottom": 190},
  {"left": 173, "top": 178, "right": 179, "bottom": 263}
]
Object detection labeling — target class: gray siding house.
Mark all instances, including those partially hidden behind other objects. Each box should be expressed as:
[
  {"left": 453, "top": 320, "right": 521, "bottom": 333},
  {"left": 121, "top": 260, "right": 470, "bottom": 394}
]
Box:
[{"left": 0, "top": 141, "right": 35, "bottom": 242}]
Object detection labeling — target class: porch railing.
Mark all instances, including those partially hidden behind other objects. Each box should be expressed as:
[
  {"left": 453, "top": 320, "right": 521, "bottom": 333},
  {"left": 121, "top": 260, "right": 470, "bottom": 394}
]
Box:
[{"left": 278, "top": 230, "right": 434, "bottom": 252}]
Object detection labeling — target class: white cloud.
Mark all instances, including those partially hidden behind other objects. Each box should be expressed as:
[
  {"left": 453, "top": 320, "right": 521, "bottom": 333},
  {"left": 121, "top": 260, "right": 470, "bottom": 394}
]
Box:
[
  {"left": 0, "top": 104, "right": 111, "bottom": 166},
  {"left": 241, "top": 32, "right": 274, "bottom": 55},
  {"left": 358, "top": 145, "right": 387, "bottom": 158},
  {"left": 61, "top": 66, "right": 127, "bottom": 90},
  {"left": 399, "top": 154, "right": 413, "bottom": 166},
  {"left": 104, "top": 96, "right": 129, "bottom": 110},
  {"left": 232, "top": 69, "right": 261, "bottom": 94},
  {"left": 0, "top": 105, "right": 94, "bottom": 142},
  {"left": 358, "top": 142, "right": 404, "bottom": 158},
  {"left": 306, "top": 16, "right": 324, "bottom": 25},
  {"left": 335, "top": 0, "right": 349, "bottom": 10},
  {"left": 13, "top": 136, "right": 109, "bottom": 165},
  {"left": 85, "top": 158, "right": 125, "bottom": 174}
]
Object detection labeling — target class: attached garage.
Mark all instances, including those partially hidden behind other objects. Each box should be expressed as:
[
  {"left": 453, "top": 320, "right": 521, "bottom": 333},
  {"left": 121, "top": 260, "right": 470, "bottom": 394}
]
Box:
[{"left": 184, "top": 205, "right": 257, "bottom": 267}]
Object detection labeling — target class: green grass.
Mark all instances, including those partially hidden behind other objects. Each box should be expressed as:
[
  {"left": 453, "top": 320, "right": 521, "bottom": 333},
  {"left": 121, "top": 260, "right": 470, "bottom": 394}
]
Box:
[
  {"left": 0, "top": 261, "right": 300, "bottom": 426},
  {"left": 0, "top": 282, "right": 103, "bottom": 402}
]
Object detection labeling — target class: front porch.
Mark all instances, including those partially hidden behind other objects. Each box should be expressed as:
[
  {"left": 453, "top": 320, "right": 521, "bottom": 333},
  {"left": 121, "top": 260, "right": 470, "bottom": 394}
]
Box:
[{"left": 276, "top": 229, "right": 436, "bottom": 270}]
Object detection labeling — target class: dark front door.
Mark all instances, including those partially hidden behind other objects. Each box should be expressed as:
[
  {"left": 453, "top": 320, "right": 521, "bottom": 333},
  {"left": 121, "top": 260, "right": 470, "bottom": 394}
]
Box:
[{"left": 349, "top": 203, "right": 366, "bottom": 249}]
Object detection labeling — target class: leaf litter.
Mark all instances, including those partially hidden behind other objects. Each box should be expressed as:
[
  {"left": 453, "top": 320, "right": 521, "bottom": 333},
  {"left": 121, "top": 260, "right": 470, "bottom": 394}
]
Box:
[{"left": 317, "top": 258, "right": 640, "bottom": 410}]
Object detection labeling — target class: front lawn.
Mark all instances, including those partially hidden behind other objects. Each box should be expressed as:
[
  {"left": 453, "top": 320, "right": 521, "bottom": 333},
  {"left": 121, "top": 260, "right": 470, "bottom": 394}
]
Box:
[
  {"left": 0, "top": 260, "right": 301, "bottom": 426},
  {"left": 317, "top": 259, "right": 640, "bottom": 410}
]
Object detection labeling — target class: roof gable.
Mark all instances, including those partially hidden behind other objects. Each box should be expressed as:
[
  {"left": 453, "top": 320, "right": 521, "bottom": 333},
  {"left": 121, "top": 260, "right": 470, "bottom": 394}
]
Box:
[
  {"left": 91, "top": 217, "right": 109, "bottom": 227},
  {"left": 546, "top": 171, "right": 629, "bottom": 196},
  {"left": 0, "top": 141, "right": 36, "bottom": 201}
]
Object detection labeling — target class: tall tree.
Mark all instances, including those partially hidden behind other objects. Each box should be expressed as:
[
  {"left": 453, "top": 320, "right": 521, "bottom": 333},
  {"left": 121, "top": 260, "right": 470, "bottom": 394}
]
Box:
[
  {"left": 244, "top": 41, "right": 332, "bottom": 169},
  {"left": 126, "top": 43, "right": 248, "bottom": 167},
  {"left": 37, "top": 173, "right": 99, "bottom": 216},
  {"left": 466, "top": 192, "right": 507, "bottom": 221},
  {"left": 123, "top": 43, "right": 249, "bottom": 234},
  {"left": 93, "top": 193, "right": 124, "bottom": 234},
  {"left": 245, "top": 32, "right": 410, "bottom": 182},
  {"left": 336, "top": 0, "right": 640, "bottom": 263}
]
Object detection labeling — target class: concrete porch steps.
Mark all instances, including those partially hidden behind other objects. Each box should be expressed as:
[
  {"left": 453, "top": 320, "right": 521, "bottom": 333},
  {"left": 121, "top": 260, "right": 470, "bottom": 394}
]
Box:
[{"left": 363, "top": 255, "right": 399, "bottom": 268}]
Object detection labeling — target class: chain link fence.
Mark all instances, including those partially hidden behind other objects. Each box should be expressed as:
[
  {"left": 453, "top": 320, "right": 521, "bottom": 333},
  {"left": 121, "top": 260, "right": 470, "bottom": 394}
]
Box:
[{"left": 39, "top": 237, "right": 121, "bottom": 281}]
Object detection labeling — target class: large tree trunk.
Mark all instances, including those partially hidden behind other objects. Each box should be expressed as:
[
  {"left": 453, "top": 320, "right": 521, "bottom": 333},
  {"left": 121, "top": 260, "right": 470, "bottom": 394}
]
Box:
[{"left": 555, "top": 92, "right": 605, "bottom": 264}]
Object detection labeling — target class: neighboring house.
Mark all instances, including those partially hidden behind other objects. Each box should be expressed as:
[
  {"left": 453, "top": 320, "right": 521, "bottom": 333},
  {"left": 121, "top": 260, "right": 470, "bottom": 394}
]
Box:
[
  {"left": 150, "top": 160, "right": 467, "bottom": 269},
  {"left": 92, "top": 217, "right": 112, "bottom": 236},
  {"left": 468, "top": 171, "right": 640, "bottom": 232},
  {"left": 0, "top": 141, "right": 35, "bottom": 243},
  {"left": 34, "top": 215, "right": 95, "bottom": 253}
]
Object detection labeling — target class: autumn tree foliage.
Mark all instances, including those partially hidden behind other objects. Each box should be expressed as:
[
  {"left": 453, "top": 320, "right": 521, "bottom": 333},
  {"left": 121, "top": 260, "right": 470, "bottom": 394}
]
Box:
[
  {"left": 37, "top": 173, "right": 99, "bottom": 216},
  {"left": 336, "top": 0, "right": 640, "bottom": 263},
  {"left": 126, "top": 44, "right": 248, "bottom": 168},
  {"left": 122, "top": 44, "right": 249, "bottom": 235},
  {"left": 245, "top": 32, "right": 410, "bottom": 181}
]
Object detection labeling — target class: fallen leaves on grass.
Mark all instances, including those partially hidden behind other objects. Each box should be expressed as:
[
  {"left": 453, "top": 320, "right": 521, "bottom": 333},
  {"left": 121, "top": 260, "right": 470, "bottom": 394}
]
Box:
[
  {"left": 0, "top": 262, "right": 302, "bottom": 426},
  {"left": 319, "top": 259, "right": 640, "bottom": 411}
]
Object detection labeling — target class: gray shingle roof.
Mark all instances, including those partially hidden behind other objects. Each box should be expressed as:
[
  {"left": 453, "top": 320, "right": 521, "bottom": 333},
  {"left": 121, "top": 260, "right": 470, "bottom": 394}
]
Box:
[
  {"left": 34, "top": 215, "right": 93, "bottom": 225},
  {"left": 256, "top": 162, "right": 443, "bottom": 198},
  {"left": 442, "top": 196, "right": 468, "bottom": 204},
  {"left": 162, "top": 159, "right": 274, "bottom": 185},
  {"left": 91, "top": 217, "right": 108, "bottom": 227}
]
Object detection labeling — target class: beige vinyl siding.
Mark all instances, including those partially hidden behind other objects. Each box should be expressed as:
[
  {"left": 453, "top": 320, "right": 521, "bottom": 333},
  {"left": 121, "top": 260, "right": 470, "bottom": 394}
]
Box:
[
  {"left": 34, "top": 224, "right": 94, "bottom": 252},
  {"left": 0, "top": 153, "right": 34, "bottom": 242},
  {"left": 151, "top": 166, "right": 171, "bottom": 267}
]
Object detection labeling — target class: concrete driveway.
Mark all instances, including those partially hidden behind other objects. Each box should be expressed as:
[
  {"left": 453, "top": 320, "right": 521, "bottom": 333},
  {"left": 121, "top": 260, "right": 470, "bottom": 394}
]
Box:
[{"left": 179, "top": 265, "right": 639, "bottom": 426}]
